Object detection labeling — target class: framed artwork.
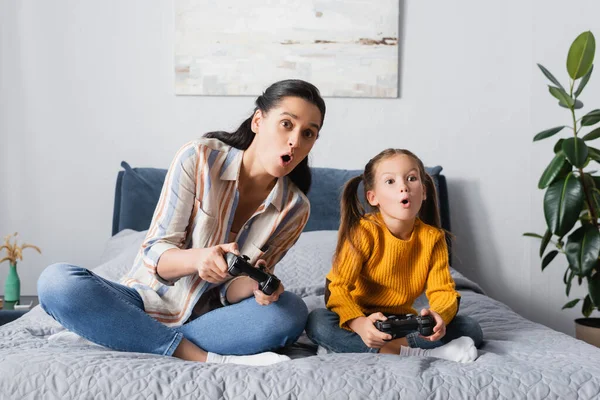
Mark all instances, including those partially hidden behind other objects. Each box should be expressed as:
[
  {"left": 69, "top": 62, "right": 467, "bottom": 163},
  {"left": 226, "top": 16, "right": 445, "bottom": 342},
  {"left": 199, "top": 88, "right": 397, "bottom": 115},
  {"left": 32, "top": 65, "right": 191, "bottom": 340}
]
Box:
[{"left": 175, "top": 0, "right": 399, "bottom": 97}]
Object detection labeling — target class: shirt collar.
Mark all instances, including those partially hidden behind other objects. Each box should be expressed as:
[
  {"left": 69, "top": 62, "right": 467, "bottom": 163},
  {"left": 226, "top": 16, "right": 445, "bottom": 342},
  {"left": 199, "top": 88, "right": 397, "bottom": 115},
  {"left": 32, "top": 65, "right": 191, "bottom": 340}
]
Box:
[
  {"left": 264, "top": 176, "right": 286, "bottom": 212},
  {"left": 220, "top": 146, "right": 286, "bottom": 212}
]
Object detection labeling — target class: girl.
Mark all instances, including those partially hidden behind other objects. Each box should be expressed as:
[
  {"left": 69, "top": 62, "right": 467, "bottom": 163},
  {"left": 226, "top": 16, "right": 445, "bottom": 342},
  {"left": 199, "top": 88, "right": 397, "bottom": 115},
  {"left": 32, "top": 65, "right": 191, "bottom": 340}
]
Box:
[
  {"left": 306, "top": 149, "right": 483, "bottom": 363},
  {"left": 38, "top": 79, "right": 326, "bottom": 366}
]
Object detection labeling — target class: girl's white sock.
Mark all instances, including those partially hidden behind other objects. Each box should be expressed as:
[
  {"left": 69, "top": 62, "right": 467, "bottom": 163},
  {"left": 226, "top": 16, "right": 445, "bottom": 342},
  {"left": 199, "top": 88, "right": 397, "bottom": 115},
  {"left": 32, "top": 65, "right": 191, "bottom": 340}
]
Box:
[
  {"left": 399, "top": 336, "right": 478, "bottom": 363},
  {"left": 206, "top": 351, "right": 290, "bottom": 366}
]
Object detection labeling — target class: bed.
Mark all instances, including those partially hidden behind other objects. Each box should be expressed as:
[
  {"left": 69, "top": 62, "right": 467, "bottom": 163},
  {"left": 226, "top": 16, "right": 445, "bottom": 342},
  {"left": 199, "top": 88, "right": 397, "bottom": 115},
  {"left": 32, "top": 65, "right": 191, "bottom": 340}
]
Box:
[{"left": 1, "top": 162, "right": 599, "bottom": 399}]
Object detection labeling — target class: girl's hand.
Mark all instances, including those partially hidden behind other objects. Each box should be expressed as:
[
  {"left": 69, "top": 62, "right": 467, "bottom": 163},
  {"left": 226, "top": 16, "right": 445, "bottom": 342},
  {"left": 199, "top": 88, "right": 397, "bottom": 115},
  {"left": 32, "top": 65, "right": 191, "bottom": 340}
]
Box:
[
  {"left": 193, "top": 242, "right": 240, "bottom": 284},
  {"left": 348, "top": 313, "right": 392, "bottom": 349},
  {"left": 420, "top": 309, "right": 446, "bottom": 341},
  {"left": 253, "top": 259, "right": 285, "bottom": 306}
]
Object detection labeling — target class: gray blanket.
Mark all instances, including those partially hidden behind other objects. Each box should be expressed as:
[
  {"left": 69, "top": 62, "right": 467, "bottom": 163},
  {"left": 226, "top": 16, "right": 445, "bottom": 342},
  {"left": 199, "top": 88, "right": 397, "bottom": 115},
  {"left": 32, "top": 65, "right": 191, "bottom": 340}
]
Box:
[{"left": 1, "top": 230, "right": 599, "bottom": 399}]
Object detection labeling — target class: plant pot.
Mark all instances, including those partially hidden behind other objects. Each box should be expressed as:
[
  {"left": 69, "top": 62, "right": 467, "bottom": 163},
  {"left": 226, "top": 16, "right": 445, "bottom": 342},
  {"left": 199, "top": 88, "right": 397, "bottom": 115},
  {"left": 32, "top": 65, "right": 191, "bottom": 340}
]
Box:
[
  {"left": 575, "top": 318, "right": 600, "bottom": 348},
  {"left": 4, "top": 263, "right": 20, "bottom": 304}
]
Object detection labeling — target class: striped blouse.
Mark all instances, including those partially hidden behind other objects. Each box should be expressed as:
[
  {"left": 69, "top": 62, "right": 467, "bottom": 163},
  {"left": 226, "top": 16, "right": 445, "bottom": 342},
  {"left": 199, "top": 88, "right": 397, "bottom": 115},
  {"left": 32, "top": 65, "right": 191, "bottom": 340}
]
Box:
[{"left": 121, "top": 138, "right": 310, "bottom": 327}]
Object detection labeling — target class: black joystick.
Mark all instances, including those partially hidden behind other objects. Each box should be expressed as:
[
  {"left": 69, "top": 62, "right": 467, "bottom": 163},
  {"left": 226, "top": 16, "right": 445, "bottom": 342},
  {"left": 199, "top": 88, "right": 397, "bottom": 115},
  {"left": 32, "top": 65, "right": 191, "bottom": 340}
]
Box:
[
  {"left": 225, "top": 253, "right": 281, "bottom": 296},
  {"left": 374, "top": 314, "right": 435, "bottom": 338}
]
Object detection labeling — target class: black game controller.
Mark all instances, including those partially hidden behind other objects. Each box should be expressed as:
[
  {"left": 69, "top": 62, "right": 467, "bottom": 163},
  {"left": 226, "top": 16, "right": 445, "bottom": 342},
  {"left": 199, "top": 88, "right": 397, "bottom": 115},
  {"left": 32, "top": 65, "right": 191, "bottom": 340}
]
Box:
[
  {"left": 225, "top": 253, "right": 281, "bottom": 296},
  {"left": 374, "top": 314, "right": 435, "bottom": 338}
]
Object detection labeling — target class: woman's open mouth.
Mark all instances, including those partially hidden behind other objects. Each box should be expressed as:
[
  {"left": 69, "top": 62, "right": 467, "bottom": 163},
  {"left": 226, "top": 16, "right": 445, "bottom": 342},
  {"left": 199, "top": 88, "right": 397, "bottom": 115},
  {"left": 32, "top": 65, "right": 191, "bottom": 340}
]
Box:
[
  {"left": 401, "top": 198, "right": 411, "bottom": 208},
  {"left": 280, "top": 153, "right": 293, "bottom": 167}
]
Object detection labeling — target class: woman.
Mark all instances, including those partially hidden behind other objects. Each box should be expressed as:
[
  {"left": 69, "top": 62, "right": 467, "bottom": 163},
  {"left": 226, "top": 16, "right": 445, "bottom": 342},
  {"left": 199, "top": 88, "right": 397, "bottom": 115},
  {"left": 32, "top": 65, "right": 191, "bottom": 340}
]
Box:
[{"left": 38, "top": 79, "right": 326, "bottom": 366}]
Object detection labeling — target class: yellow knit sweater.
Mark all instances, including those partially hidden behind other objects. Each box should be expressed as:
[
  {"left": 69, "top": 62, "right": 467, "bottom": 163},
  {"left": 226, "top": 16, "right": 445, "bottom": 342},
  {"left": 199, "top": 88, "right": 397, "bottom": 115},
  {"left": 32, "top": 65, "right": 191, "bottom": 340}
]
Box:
[{"left": 326, "top": 213, "right": 460, "bottom": 329}]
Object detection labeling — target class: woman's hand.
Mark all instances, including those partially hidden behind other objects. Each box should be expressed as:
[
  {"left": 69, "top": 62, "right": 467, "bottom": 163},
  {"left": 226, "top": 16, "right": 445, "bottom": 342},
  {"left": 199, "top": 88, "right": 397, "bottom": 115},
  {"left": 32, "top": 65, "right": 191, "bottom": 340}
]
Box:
[
  {"left": 348, "top": 313, "right": 392, "bottom": 349},
  {"left": 252, "top": 259, "right": 285, "bottom": 305},
  {"left": 192, "top": 242, "right": 240, "bottom": 284},
  {"left": 420, "top": 309, "right": 446, "bottom": 341}
]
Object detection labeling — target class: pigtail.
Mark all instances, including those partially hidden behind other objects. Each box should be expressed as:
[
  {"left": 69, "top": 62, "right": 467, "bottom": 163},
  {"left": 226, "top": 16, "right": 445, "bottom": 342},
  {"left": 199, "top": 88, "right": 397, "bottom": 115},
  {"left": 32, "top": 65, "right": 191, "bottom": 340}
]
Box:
[
  {"left": 420, "top": 173, "right": 441, "bottom": 229},
  {"left": 333, "top": 175, "right": 365, "bottom": 272}
]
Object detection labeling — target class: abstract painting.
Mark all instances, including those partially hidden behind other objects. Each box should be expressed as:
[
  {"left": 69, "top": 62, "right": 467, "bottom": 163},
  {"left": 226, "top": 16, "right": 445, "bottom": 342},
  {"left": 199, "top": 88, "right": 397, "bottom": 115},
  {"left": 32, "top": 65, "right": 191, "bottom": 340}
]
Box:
[{"left": 175, "top": 0, "right": 399, "bottom": 97}]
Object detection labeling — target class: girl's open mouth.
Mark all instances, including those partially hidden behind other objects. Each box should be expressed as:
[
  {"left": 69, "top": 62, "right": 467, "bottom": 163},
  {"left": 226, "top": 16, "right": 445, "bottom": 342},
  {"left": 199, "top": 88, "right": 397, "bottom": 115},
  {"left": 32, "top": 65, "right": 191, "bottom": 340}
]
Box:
[{"left": 401, "top": 199, "right": 411, "bottom": 208}]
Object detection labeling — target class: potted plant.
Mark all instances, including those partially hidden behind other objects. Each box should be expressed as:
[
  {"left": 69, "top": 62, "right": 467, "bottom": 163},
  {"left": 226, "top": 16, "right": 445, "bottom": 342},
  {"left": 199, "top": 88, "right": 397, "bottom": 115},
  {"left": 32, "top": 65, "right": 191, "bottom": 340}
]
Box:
[
  {"left": 525, "top": 30, "right": 600, "bottom": 347},
  {"left": 0, "top": 233, "right": 41, "bottom": 310}
]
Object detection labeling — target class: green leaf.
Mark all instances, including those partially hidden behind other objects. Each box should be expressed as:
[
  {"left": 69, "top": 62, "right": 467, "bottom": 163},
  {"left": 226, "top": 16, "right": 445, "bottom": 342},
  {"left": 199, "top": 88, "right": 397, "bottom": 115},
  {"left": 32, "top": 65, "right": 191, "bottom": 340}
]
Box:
[
  {"left": 575, "top": 64, "right": 594, "bottom": 98},
  {"left": 537, "top": 64, "right": 566, "bottom": 91},
  {"left": 581, "top": 109, "right": 600, "bottom": 127},
  {"left": 562, "top": 137, "right": 589, "bottom": 168},
  {"left": 542, "top": 250, "right": 559, "bottom": 271},
  {"left": 559, "top": 99, "right": 584, "bottom": 109},
  {"left": 567, "top": 31, "right": 596, "bottom": 80},
  {"left": 567, "top": 272, "right": 574, "bottom": 296},
  {"left": 549, "top": 86, "right": 574, "bottom": 108},
  {"left": 589, "top": 276, "right": 600, "bottom": 307},
  {"left": 563, "top": 266, "right": 571, "bottom": 284},
  {"left": 582, "top": 294, "right": 594, "bottom": 317},
  {"left": 565, "top": 224, "right": 600, "bottom": 276},
  {"left": 588, "top": 147, "right": 600, "bottom": 162},
  {"left": 540, "top": 229, "right": 553, "bottom": 257},
  {"left": 583, "top": 173, "right": 596, "bottom": 189},
  {"left": 554, "top": 139, "right": 565, "bottom": 153},
  {"left": 558, "top": 160, "right": 574, "bottom": 179},
  {"left": 534, "top": 126, "right": 566, "bottom": 142},
  {"left": 538, "top": 152, "right": 571, "bottom": 189},
  {"left": 544, "top": 173, "right": 584, "bottom": 236},
  {"left": 582, "top": 175, "right": 600, "bottom": 217},
  {"left": 562, "top": 298, "right": 581, "bottom": 309},
  {"left": 583, "top": 127, "right": 600, "bottom": 141},
  {"left": 574, "top": 100, "right": 584, "bottom": 110},
  {"left": 591, "top": 187, "right": 600, "bottom": 217},
  {"left": 523, "top": 232, "right": 544, "bottom": 239}
]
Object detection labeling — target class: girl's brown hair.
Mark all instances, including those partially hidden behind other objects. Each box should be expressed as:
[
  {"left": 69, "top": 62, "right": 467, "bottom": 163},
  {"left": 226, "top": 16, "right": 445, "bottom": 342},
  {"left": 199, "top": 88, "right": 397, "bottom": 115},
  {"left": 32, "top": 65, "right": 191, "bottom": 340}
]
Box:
[{"left": 334, "top": 149, "right": 441, "bottom": 268}]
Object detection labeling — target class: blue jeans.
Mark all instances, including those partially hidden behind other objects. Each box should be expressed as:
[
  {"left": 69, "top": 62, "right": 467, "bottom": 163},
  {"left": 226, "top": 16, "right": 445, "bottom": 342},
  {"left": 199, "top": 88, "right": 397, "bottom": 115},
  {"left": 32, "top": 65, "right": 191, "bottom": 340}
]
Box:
[
  {"left": 37, "top": 263, "right": 308, "bottom": 356},
  {"left": 306, "top": 308, "right": 483, "bottom": 354}
]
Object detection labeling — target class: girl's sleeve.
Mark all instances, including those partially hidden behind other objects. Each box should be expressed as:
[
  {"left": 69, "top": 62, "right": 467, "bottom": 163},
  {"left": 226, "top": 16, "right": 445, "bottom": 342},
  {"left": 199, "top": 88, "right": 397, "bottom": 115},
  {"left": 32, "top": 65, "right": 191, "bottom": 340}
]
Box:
[
  {"left": 426, "top": 233, "right": 460, "bottom": 325},
  {"left": 326, "top": 227, "right": 370, "bottom": 329},
  {"left": 139, "top": 141, "right": 203, "bottom": 286}
]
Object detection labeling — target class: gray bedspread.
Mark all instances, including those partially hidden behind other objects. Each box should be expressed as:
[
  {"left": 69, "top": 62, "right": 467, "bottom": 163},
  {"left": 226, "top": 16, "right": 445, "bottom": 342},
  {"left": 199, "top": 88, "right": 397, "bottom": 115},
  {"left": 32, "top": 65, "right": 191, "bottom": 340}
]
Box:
[{"left": 1, "top": 230, "right": 599, "bottom": 399}]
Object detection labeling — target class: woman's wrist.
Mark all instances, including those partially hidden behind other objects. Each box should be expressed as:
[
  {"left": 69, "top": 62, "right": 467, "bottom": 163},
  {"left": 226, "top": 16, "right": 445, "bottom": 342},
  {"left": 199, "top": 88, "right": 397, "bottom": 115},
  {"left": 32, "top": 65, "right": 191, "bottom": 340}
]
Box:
[
  {"left": 181, "top": 248, "right": 202, "bottom": 275},
  {"left": 157, "top": 248, "right": 198, "bottom": 281}
]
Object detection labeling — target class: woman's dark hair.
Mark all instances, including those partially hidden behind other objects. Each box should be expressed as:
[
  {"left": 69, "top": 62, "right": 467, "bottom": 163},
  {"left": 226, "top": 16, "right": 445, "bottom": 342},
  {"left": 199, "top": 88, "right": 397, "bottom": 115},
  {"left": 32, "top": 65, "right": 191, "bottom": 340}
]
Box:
[{"left": 204, "top": 79, "right": 326, "bottom": 194}]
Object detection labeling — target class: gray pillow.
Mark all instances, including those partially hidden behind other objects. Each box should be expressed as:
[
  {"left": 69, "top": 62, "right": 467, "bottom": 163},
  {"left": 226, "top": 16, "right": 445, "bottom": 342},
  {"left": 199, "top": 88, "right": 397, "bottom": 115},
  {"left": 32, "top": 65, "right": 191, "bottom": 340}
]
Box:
[
  {"left": 94, "top": 230, "right": 146, "bottom": 282},
  {"left": 275, "top": 230, "right": 337, "bottom": 297}
]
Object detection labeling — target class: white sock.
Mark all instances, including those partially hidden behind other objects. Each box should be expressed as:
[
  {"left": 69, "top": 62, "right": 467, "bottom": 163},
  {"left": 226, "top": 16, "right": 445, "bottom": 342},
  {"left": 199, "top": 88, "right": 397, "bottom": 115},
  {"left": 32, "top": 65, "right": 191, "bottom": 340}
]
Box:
[
  {"left": 206, "top": 351, "right": 290, "bottom": 366},
  {"left": 399, "top": 336, "right": 478, "bottom": 363}
]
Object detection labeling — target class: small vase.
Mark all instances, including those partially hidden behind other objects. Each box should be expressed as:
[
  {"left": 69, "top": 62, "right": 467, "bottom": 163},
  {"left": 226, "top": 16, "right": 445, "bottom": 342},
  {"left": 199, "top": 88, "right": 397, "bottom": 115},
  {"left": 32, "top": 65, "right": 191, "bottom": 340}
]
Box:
[{"left": 4, "top": 262, "right": 20, "bottom": 304}]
